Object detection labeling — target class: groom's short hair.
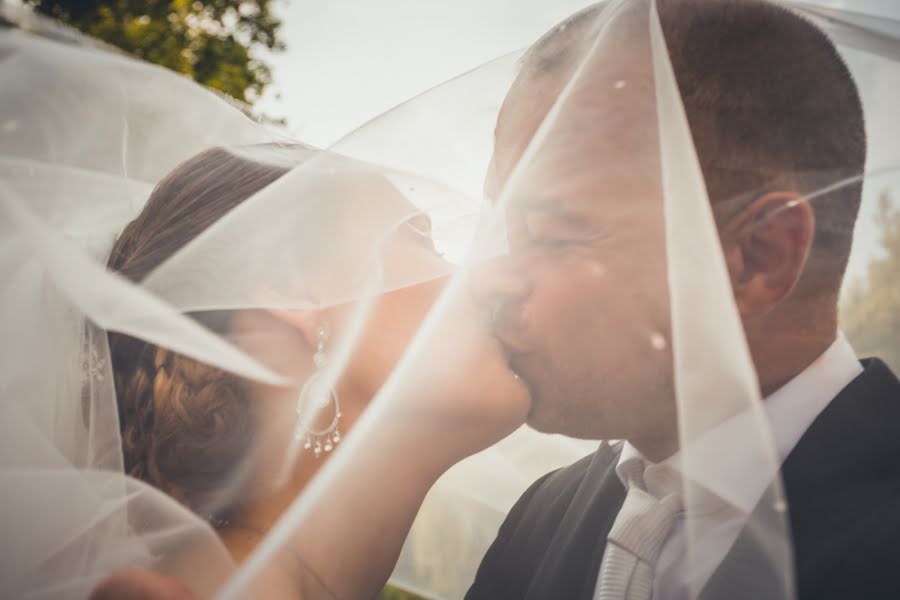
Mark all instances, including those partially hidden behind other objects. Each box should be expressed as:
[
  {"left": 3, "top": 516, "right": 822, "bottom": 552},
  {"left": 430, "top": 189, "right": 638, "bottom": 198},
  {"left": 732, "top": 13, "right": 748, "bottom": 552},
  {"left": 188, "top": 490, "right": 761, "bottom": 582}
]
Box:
[{"left": 519, "top": 0, "right": 866, "bottom": 289}]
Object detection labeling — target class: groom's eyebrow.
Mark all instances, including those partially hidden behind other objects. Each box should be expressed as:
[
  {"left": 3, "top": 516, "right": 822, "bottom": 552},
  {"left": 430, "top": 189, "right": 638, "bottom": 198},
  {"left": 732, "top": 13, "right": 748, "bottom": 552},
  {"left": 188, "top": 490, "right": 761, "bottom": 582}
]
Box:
[
  {"left": 518, "top": 196, "right": 583, "bottom": 219},
  {"left": 526, "top": 206, "right": 582, "bottom": 227}
]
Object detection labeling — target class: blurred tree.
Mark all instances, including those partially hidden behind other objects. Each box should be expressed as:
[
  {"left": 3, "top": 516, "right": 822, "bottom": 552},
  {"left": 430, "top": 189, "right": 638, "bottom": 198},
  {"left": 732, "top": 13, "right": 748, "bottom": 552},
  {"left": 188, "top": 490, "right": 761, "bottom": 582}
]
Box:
[
  {"left": 378, "top": 585, "right": 428, "bottom": 600},
  {"left": 841, "top": 190, "right": 900, "bottom": 372},
  {"left": 22, "top": 0, "right": 283, "bottom": 105}
]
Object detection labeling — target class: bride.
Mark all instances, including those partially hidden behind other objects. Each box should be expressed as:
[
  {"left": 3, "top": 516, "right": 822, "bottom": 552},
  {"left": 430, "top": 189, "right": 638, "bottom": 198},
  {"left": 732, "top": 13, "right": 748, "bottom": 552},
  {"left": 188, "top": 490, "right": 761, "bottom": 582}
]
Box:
[
  {"left": 102, "top": 143, "right": 528, "bottom": 566},
  {"left": 1, "top": 18, "right": 548, "bottom": 600}
]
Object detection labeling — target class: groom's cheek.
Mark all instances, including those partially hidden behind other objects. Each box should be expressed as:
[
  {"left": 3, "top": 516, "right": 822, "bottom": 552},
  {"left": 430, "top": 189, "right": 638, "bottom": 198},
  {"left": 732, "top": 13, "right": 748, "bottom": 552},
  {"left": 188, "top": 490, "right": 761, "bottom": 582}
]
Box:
[{"left": 525, "top": 259, "right": 600, "bottom": 349}]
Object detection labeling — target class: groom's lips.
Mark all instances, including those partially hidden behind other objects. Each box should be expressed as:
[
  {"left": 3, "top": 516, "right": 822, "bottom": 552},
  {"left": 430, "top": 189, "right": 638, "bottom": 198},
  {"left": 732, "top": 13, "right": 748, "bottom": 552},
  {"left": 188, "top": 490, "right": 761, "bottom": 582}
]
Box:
[
  {"left": 491, "top": 305, "right": 533, "bottom": 355},
  {"left": 506, "top": 352, "right": 538, "bottom": 400},
  {"left": 495, "top": 333, "right": 535, "bottom": 368}
]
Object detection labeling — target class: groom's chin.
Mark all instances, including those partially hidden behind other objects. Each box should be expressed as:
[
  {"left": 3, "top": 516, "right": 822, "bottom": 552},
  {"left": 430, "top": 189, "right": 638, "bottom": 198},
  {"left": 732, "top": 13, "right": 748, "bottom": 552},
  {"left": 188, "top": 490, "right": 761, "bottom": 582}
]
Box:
[
  {"left": 513, "top": 365, "right": 605, "bottom": 438},
  {"left": 521, "top": 395, "right": 560, "bottom": 434},
  {"left": 524, "top": 399, "right": 601, "bottom": 439}
]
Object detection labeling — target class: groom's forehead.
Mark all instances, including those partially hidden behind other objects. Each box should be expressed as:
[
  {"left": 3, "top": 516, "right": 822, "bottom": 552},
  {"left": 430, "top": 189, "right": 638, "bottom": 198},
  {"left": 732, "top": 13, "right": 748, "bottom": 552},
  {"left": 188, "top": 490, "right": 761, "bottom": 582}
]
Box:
[{"left": 492, "top": 73, "right": 658, "bottom": 196}]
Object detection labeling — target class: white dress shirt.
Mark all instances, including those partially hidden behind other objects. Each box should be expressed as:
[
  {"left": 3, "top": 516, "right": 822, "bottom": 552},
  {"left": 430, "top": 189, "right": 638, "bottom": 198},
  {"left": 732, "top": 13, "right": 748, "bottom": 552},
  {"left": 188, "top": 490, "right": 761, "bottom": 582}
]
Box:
[{"left": 594, "top": 332, "right": 863, "bottom": 600}]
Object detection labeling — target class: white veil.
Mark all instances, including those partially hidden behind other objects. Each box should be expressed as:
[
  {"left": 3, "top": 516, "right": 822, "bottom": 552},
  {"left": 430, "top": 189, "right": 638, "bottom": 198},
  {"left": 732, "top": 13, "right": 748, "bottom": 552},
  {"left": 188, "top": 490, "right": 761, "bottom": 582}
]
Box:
[
  {"left": 2, "top": 1, "right": 900, "bottom": 599},
  {"left": 0, "top": 23, "right": 283, "bottom": 599}
]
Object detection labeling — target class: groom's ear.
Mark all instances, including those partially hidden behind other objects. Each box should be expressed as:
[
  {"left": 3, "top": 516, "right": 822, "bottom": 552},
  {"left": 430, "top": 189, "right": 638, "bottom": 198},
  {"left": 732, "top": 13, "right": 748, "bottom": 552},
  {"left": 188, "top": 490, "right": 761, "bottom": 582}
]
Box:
[{"left": 720, "top": 191, "right": 815, "bottom": 318}]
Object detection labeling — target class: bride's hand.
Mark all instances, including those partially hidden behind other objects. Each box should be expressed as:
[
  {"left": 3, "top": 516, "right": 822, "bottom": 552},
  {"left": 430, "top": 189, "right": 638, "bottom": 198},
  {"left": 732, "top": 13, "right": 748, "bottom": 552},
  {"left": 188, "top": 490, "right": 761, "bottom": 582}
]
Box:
[
  {"left": 375, "top": 285, "right": 531, "bottom": 471},
  {"left": 89, "top": 567, "right": 197, "bottom": 600}
]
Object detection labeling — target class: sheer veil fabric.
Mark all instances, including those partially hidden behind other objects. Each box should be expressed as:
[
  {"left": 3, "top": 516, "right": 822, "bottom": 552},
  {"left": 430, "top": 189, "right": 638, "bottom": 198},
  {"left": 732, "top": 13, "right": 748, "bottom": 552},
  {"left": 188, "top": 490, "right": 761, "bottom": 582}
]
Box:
[{"left": 2, "top": 1, "right": 900, "bottom": 599}]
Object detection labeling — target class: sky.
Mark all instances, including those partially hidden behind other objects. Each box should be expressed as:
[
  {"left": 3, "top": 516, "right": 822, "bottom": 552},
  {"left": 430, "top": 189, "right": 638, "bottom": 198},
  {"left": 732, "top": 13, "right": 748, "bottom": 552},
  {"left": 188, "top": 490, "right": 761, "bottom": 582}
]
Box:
[
  {"left": 256, "top": 0, "right": 900, "bottom": 146},
  {"left": 255, "top": 0, "right": 599, "bottom": 145}
]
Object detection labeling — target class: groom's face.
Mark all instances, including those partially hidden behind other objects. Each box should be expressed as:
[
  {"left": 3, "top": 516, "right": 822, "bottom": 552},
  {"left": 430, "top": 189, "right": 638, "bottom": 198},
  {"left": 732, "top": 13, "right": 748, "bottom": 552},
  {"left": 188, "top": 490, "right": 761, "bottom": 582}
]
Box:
[{"left": 478, "top": 65, "right": 677, "bottom": 443}]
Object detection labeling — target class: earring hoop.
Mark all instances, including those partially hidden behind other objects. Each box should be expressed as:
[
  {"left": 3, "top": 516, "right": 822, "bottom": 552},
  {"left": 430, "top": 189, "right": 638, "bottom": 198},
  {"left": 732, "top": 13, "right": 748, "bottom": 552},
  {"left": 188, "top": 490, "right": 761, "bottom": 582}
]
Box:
[{"left": 294, "top": 324, "right": 342, "bottom": 458}]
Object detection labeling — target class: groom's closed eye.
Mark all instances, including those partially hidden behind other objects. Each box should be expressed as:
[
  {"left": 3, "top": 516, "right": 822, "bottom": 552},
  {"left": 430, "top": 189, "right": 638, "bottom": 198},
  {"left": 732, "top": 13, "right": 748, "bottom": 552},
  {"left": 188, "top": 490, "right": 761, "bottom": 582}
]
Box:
[{"left": 522, "top": 207, "right": 609, "bottom": 249}]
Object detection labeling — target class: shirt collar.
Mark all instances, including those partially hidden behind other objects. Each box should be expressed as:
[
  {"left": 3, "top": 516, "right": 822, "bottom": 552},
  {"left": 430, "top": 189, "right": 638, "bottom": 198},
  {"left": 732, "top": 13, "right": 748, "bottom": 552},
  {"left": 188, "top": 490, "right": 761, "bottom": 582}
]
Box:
[{"left": 616, "top": 332, "right": 863, "bottom": 512}]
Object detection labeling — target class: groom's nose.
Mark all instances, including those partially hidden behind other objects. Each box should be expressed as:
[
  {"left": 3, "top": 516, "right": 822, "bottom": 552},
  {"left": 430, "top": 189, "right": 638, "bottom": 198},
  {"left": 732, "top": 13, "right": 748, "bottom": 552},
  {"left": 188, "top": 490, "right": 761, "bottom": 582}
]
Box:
[{"left": 469, "top": 255, "right": 533, "bottom": 329}]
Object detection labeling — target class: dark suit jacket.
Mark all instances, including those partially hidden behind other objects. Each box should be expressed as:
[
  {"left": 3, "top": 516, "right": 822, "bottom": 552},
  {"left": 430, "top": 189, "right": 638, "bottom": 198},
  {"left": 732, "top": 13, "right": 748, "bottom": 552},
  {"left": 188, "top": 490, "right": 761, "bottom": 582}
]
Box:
[{"left": 466, "top": 358, "right": 900, "bottom": 600}]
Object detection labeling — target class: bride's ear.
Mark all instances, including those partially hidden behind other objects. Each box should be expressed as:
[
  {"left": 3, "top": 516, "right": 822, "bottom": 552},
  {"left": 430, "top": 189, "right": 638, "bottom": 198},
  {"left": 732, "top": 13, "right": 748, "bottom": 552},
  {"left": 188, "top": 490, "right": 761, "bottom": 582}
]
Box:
[{"left": 264, "top": 307, "right": 323, "bottom": 350}]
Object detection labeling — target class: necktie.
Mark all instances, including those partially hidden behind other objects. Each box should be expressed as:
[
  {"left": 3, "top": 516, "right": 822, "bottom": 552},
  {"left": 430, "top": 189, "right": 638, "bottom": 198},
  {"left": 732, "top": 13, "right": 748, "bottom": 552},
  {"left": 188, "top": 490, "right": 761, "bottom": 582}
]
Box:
[{"left": 595, "top": 474, "right": 681, "bottom": 600}]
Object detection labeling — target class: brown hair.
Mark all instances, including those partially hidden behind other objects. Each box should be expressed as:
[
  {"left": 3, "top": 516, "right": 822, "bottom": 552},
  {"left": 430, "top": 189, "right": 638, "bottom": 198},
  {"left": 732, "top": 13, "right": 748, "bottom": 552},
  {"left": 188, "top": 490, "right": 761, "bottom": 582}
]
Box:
[
  {"left": 107, "top": 146, "right": 288, "bottom": 524},
  {"left": 658, "top": 0, "right": 865, "bottom": 285}
]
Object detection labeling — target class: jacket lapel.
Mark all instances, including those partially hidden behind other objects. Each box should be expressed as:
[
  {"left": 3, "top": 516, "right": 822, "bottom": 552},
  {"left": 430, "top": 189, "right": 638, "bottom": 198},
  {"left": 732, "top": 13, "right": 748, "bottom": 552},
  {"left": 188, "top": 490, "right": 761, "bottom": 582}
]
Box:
[
  {"left": 780, "top": 357, "right": 900, "bottom": 597},
  {"left": 702, "top": 358, "right": 900, "bottom": 599},
  {"left": 526, "top": 441, "right": 627, "bottom": 600}
]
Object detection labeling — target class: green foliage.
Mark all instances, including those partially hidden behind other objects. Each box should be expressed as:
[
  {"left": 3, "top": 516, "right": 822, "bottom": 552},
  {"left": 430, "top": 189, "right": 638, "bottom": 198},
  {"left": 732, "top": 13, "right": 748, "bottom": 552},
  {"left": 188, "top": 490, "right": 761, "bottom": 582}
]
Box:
[
  {"left": 378, "top": 585, "right": 429, "bottom": 600},
  {"left": 23, "top": 0, "right": 282, "bottom": 104},
  {"left": 842, "top": 190, "right": 900, "bottom": 371}
]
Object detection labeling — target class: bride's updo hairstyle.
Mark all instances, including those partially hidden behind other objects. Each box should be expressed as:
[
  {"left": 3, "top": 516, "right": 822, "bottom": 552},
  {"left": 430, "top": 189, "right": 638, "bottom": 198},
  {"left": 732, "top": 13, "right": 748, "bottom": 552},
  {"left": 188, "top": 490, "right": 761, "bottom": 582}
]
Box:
[{"left": 107, "top": 147, "right": 288, "bottom": 525}]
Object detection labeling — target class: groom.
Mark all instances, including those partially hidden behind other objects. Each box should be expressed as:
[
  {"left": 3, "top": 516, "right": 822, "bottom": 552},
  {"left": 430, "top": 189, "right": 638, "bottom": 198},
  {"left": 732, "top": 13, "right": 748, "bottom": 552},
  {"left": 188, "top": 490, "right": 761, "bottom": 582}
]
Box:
[{"left": 468, "top": 1, "right": 900, "bottom": 599}]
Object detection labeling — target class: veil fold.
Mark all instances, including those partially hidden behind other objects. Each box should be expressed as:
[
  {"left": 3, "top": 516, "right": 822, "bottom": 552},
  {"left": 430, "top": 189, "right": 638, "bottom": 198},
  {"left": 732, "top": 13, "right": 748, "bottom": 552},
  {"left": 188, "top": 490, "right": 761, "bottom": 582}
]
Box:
[{"left": 2, "top": 1, "right": 900, "bottom": 598}]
